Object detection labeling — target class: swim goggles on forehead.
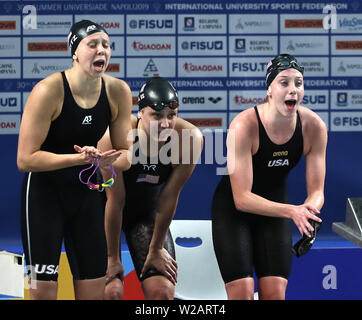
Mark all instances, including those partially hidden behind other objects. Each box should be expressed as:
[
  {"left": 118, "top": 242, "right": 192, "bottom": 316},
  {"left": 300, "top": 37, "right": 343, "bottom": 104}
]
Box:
[
  {"left": 269, "top": 59, "right": 304, "bottom": 74},
  {"left": 149, "top": 101, "right": 179, "bottom": 111}
]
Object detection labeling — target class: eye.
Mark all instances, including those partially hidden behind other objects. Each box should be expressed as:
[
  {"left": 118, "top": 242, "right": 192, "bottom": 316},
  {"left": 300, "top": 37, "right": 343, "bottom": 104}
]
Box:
[
  {"left": 295, "top": 80, "right": 303, "bottom": 87},
  {"left": 152, "top": 113, "right": 162, "bottom": 120},
  {"left": 167, "top": 113, "right": 176, "bottom": 119},
  {"left": 280, "top": 81, "right": 288, "bottom": 87}
]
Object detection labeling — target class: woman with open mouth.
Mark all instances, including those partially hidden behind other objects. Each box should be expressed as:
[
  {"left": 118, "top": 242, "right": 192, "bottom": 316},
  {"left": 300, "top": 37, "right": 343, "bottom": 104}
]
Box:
[
  {"left": 17, "top": 20, "right": 132, "bottom": 300},
  {"left": 211, "top": 53, "right": 328, "bottom": 300}
]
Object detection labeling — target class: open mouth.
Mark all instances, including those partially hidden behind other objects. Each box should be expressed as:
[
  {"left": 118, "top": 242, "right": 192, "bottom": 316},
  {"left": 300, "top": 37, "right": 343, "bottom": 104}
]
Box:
[
  {"left": 93, "top": 60, "right": 105, "bottom": 71},
  {"left": 285, "top": 99, "right": 297, "bottom": 110}
]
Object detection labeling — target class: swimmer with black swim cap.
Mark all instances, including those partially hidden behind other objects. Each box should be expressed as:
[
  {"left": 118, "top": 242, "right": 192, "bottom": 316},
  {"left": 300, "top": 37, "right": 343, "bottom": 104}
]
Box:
[
  {"left": 138, "top": 77, "right": 180, "bottom": 141},
  {"left": 67, "top": 20, "right": 111, "bottom": 76},
  {"left": 264, "top": 54, "right": 305, "bottom": 113},
  {"left": 138, "top": 77, "right": 179, "bottom": 111},
  {"left": 17, "top": 19, "right": 132, "bottom": 300},
  {"left": 98, "top": 77, "right": 204, "bottom": 300},
  {"left": 266, "top": 54, "right": 304, "bottom": 86},
  {"left": 211, "top": 53, "right": 327, "bottom": 300},
  {"left": 68, "top": 20, "right": 108, "bottom": 55}
]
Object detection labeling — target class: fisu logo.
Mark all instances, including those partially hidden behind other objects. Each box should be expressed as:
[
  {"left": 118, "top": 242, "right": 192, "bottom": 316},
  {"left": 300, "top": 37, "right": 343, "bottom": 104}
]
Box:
[
  {"left": 82, "top": 115, "right": 92, "bottom": 125},
  {"left": 268, "top": 159, "right": 289, "bottom": 167}
]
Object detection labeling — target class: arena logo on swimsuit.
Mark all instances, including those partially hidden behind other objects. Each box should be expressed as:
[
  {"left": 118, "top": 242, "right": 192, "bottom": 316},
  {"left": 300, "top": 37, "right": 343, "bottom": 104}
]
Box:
[
  {"left": 34, "top": 264, "right": 59, "bottom": 275},
  {"left": 267, "top": 159, "right": 289, "bottom": 167}
]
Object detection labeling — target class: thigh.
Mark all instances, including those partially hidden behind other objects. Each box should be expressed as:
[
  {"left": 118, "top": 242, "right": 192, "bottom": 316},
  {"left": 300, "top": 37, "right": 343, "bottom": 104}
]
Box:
[
  {"left": 124, "top": 211, "right": 175, "bottom": 281},
  {"left": 21, "top": 172, "right": 64, "bottom": 281},
  {"left": 64, "top": 190, "right": 107, "bottom": 280},
  {"left": 211, "top": 187, "right": 254, "bottom": 283},
  {"left": 252, "top": 216, "right": 292, "bottom": 280}
]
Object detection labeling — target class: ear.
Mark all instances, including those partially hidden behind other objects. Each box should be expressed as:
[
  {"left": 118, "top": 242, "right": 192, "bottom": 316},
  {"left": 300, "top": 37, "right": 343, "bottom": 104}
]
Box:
[
  {"left": 72, "top": 54, "right": 78, "bottom": 62},
  {"left": 137, "top": 109, "right": 143, "bottom": 118},
  {"left": 267, "top": 87, "right": 272, "bottom": 97}
]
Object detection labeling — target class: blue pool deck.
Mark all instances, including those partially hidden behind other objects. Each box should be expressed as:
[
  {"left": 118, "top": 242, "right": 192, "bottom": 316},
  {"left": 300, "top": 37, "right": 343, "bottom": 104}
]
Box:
[{"left": 1, "top": 235, "right": 361, "bottom": 300}]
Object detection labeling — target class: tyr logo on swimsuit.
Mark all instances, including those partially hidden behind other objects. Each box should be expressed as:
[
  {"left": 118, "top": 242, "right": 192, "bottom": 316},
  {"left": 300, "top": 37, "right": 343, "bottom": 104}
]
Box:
[{"left": 143, "top": 164, "right": 157, "bottom": 171}]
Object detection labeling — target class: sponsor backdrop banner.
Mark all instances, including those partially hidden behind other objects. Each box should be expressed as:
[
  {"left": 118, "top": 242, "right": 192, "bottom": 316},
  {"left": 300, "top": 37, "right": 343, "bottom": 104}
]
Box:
[{"left": 1, "top": 0, "right": 362, "bottom": 243}]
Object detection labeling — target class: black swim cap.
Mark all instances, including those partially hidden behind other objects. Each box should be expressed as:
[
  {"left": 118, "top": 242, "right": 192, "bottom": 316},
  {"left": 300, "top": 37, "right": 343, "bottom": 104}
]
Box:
[
  {"left": 266, "top": 54, "right": 304, "bottom": 88},
  {"left": 68, "top": 20, "right": 108, "bottom": 57},
  {"left": 138, "top": 77, "right": 179, "bottom": 111}
]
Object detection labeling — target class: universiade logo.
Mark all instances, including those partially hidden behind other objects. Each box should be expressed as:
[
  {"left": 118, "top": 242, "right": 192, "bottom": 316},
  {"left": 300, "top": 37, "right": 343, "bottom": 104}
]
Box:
[{"left": 126, "top": 121, "right": 235, "bottom": 176}]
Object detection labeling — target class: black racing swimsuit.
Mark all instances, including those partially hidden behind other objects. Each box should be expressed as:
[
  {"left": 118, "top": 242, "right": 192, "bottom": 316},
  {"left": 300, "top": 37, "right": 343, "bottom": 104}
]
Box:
[
  {"left": 21, "top": 71, "right": 110, "bottom": 281},
  {"left": 121, "top": 121, "right": 175, "bottom": 281},
  {"left": 212, "top": 106, "right": 303, "bottom": 283}
]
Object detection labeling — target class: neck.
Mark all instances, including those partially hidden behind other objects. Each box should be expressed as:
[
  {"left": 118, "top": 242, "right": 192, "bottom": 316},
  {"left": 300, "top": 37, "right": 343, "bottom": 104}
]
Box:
[
  {"left": 66, "top": 65, "right": 102, "bottom": 97},
  {"left": 264, "top": 101, "right": 296, "bottom": 131}
]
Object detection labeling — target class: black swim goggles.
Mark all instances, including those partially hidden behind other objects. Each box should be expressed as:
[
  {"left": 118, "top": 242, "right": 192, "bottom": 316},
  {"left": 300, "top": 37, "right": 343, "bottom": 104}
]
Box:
[
  {"left": 292, "top": 219, "right": 321, "bottom": 258},
  {"left": 268, "top": 59, "right": 304, "bottom": 74},
  {"left": 149, "top": 101, "right": 179, "bottom": 111}
]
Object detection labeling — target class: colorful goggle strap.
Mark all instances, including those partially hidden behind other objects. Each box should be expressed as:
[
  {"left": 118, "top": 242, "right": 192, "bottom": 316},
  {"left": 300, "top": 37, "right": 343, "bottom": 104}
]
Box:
[{"left": 78, "top": 157, "right": 116, "bottom": 192}]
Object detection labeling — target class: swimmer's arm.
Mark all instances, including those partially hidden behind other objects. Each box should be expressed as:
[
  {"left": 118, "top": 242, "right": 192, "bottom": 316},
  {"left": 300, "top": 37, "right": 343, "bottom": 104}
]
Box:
[
  {"left": 151, "top": 163, "right": 197, "bottom": 250},
  {"left": 304, "top": 117, "right": 328, "bottom": 211},
  {"left": 229, "top": 118, "right": 319, "bottom": 219},
  {"left": 103, "top": 170, "right": 125, "bottom": 265},
  {"left": 141, "top": 165, "right": 198, "bottom": 284},
  {"left": 108, "top": 79, "right": 133, "bottom": 171},
  {"left": 150, "top": 128, "right": 203, "bottom": 250},
  {"left": 17, "top": 78, "right": 87, "bottom": 172},
  {"left": 98, "top": 127, "right": 128, "bottom": 262}
]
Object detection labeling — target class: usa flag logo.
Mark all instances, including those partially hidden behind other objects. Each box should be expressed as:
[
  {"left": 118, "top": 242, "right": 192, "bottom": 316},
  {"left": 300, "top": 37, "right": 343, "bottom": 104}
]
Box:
[{"left": 136, "top": 174, "right": 160, "bottom": 184}]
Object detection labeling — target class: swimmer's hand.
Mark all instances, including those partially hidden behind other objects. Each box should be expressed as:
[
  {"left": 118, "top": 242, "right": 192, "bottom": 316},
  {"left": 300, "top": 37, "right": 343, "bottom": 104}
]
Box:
[
  {"left": 141, "top": 248, "right": 178, "bottom": 285},
  {"left": 292, "top": 219, "right": 321, "bottom": 257},
  {"left": 105, "top": 260, "right": 124, "bottom": 300},
  {"left": 290, "top": 203, "right": 322, "bottom": 237},
  {"left": 106, "top": 260, "right": 124, "bottom": 284},
  {"left": 74, "top": 145, "right": 121, "bottom": 168}
]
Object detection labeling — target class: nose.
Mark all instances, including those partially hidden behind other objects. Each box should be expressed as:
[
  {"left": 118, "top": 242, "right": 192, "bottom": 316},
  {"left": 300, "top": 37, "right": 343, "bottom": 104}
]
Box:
[
  {"left": 96, "top": 43, "right": 106, "bottom": 55},
  {"left": 289, "top": 83, "right": 297, "bottom": 95},
  {"left": 160, "top": 117, "right": 170, "bottom": 129}
]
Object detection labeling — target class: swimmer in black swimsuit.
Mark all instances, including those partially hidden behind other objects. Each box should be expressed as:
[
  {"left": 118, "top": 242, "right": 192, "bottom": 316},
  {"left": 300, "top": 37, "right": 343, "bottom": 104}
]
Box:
[
  {"left": 17, "top": 20, "right": 132, "bottom": 300},
  {"left": 98, "top": 77, "right": 203, "bottom": 300},
  {"left": 212, "top": 54, "right": 327, "bottom": 300}
]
